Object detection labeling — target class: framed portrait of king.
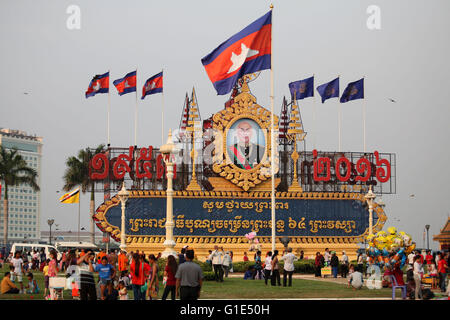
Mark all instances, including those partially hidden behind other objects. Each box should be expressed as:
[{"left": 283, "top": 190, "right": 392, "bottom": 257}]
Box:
[{"left": 225, "top": 118, "right": 267, "bottom": 170}]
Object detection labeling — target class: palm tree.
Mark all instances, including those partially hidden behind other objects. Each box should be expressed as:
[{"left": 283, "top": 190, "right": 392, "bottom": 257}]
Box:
[
  {"left": 0, "top": 146, "right": 40, "bottom": 245},
  {"left": 63, "top": 145, "right": 105, "bottom": 245}
]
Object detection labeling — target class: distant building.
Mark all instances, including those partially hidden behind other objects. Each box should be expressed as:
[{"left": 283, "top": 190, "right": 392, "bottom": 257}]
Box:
[
  {"left": 0, "top": 128, "right": 43, "bottom": 244},
  {"left": 433, "top": 217, "right": 450, "bottom": 251},
  {"left": 40, "top": 231, "right": 106, "bottom": 245}
]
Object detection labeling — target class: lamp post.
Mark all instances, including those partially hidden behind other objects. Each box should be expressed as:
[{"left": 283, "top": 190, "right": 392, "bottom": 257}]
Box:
[
  {"left": 364, "top": 186, "right": 376, "bottom": 237},
  {"left": 280, "top": 236, "right": 290, "bottom": 251},
  {"left": 425, "top": 224, "right": 430, "bottom": 250},
  {"left": 160, "top": 129, "right": 177, "bottom": 258},
  {"left": 47, "top": 219, "right": 54, "bottom": 245},
  {"left": 117, "top": 182, "right": 130, "bottom": 251}
]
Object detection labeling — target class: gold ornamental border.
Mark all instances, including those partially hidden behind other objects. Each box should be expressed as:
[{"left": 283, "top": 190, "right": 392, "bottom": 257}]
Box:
[
  {"left": 212, "top": 82, "right": 279, "bottom": 191},
  {"left": 94, "top": 190, "right": 387, "bottom": 245}
]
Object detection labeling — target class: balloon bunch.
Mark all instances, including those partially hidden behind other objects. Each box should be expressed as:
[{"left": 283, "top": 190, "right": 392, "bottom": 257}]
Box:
[
  {"left": 366, "top": 227, "right": 416, "bottom": 269},
  {"left": 245, "top": 231, "right": 261, "bottom": 252}
]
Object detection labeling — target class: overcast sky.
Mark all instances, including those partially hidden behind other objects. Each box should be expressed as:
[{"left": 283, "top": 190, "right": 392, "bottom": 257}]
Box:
[{"left": 1, "top": 0, "right": 449, "bottom": 250}]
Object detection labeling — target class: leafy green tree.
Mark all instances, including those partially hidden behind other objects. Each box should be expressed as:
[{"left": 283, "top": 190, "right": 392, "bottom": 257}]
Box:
[
  {"left": 63, "top": 145, "right": 105, "bottom": 244},
  {"left": 0, "top": 146, "right": 40, "bottom": 245}
]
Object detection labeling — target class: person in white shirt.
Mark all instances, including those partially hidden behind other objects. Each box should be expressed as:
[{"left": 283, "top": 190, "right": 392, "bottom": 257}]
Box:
[
  {"left": 263, "top": 251, "right": 273, "bottom": 285},
  {"left": 280, "top": 248, "right": 298, "bottom": 287},
  {"left": 211, "top": 246, "right": 224, "bottom": 282},
  {"left": 348, "top": 266, "right": 363, "bottom": 290},
  {"left": 407, "top": 252, "right": 415, "bottom": 266},
  {"left": 413, "top": 255, "right": 423, "bottom": 300},
  {"left": 323, "top": 248, "right": 331, "bottom": 266},
  {"left": 10, "top": 251, "right": 25, "bottom": 293},
  {"left": 222, "top": 251, "right": 232, "bottom": 278}
]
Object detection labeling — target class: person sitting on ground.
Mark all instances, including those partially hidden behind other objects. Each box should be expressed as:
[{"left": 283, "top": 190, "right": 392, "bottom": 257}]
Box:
[
  {"left": 1, "top": 272, "right": 20, "bottom": 294},
  {"left": 103, "top": 281, "right": 118, "bottom": 300},
  {"left": 348, "top": 266, "right": 363, "bottom": 290},
  {"left": 25, "top": 272, "right": 39, "bottom": 294},
  {"left": 244, "top": 266, "right": 254, "bottom": 280},
  {"left": 348, "top": 264, "right": 355, "bottom": 277}
]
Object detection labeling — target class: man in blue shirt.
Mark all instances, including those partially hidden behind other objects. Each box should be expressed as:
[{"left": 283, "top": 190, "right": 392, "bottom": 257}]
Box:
[{"left": 90, "top": 256, "right": 115, "bottom": 300}]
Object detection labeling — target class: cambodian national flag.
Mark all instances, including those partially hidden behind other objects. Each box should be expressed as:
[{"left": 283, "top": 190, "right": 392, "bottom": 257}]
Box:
[
  {"left": 85, "top": 72, "right": 109, "bottom": 98},
  {"left": 113, "top": 71, "right": 137, "bottom": 96},
  {"left": 141, "top": 71, "right": 163, "bottom": 99},
  {"left": 201, "top": 11, "right": 272, "bottom": 95},
  {"left": 340, "top": 78, "right": 364, "bottom": 103}
]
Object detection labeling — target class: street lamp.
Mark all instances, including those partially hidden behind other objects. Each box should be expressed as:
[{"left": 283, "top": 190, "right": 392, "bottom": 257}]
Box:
[
  {"left": 47, "top": 219, "right": 54, "bottom": 245},
  {"left": 425, "top": 224, "right": 430, "bottom": 250},
  {"left": 160, "top": 129, "right": 177, "bottom": 258},
  {"left": 117, "top": 182, "right": 130, "bottom": 251},
  {"left": 280, "top": 236, "right": 290, "bottom": 251},
  {"left": 364, "top": 186, "right": 376, "bottom": 237}
]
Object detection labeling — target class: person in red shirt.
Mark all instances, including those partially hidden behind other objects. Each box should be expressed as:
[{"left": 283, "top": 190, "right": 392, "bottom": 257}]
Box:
[
  {"left": 161, "top": 255, "right": 178, "bottom": 300},
  {"left": 425, "top": 250, "right": 433, "bottom": 264},
  {"left": 243, "top": 252, "right": 249, "bottom": 262},
  {"left": 97, "top": 249, "right": 107, "bottom": 264},
  {"left": 425, "top": 250, "right": 433, "bottom": 273},
  {"left": 129, "top": 253, "right": 150, "bottom": 300},
  {"left": 118, "top": 250, "right": 128, "bottom": 273},
  {"left": 417, "top": 251, "right": 424, "bottom": 265},
  {"left": 437, "top": 253, "right": 448, "bottom": 293}
]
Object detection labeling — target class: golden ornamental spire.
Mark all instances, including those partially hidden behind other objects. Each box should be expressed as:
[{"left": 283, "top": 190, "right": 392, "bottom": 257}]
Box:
[
  {"left": 186, "top": 87, "right": 202, "bottom": 191},
  {"left": 288, "top": 93, "right": 306, "bottom": 192}
]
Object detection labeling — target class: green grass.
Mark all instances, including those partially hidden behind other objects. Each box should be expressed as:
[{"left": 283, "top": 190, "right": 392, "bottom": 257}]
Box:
[
  {"left": 199, "top": 278, "right": 396, "bottom": 299},
  {"left": 0, "top": 264, "right": 406, "bottom": 300}
]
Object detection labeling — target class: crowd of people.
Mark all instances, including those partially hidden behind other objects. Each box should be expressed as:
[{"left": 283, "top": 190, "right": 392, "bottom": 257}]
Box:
[
  {"left": 0, "top": 245, "right": 448, "bottom": 300},
  {"left": 0, "top": 246, "right": 204, "bottom": 301},
  {"left": 312, "top": 248, "right": 449, "bottom": 299}
]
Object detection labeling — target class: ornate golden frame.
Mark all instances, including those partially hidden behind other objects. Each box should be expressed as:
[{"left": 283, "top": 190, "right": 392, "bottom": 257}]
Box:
[
  {"left": 94, "top": 190, "right": 387, "bottom": 246},
  {"left": 212, "top": 82, "right": 279, "bottom": 191}
]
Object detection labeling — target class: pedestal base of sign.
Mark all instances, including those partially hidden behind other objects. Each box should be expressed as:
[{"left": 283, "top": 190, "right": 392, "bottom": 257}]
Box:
[{"left": 125, "top": 239, "right": 360, "bottom": 262}]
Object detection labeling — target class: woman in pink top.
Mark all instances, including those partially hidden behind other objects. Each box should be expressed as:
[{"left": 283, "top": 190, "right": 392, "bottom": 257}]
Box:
[
  {"left": 48, "top": 250, "right": 59, "bottom": 277},
  {"left": 47, "top": 250, "right": 60, "bottom": 299}
]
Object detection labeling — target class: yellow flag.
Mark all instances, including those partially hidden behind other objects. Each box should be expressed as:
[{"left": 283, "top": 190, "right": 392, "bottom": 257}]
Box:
[{"left": 59, "top": 188, "right": 80, "bottom": 204}]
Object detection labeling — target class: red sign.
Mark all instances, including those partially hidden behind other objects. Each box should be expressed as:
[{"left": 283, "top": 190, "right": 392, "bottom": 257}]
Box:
[
  {"left": 312, "top": 150, "right": 391, "bottom": 183},
  {"left": 89, "top": 146, "right": 176, "bottom": 181}
]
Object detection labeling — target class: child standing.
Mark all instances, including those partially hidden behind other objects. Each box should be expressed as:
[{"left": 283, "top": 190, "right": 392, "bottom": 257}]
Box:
[
  {"left": 429, "top": 260, "right": 438, "bottom": 289},
  {"left": 118, "top": 281, "right": 128, "bottom": 300},
  {"left": 42, "top": 259, "right": 50, "bottom": 298}
]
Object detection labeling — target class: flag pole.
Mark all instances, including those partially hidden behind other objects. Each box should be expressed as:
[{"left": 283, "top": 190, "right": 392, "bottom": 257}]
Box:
[
  {"left": 78, "top": 191, "right": 81, "bottom": 242},
  {"left": 270, "top": 3, "right": 276, "bottom": 253},
  {"left": 161, "top": 68, "right": 165, "bottom": 144},
  {"left": 363, "top": 76, "right": 366, "bottom": 153},
  {"left": 135, "top": 68, "right": 138, "bottom": 147},
  {"left": 338, "top": 74, "right": 341, "bottom": 152},
  {"left": 313, "top": 74, "right": 316, "bottom": 150},
  {"left": 107, "top": 69, "right": 111, "bottom": 147},
  {"left": 339, "top": 103, "right": 342, "bottom": 152}
]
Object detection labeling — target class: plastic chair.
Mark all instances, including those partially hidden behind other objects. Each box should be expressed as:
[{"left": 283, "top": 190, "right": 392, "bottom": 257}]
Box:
[{"left": 390, "top": 275, "right": 407, "bottom": 300}]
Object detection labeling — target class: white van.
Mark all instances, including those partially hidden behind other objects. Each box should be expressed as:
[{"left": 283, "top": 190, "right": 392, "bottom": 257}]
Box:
[
  {"left": 55, "top": 241, "right": 98, "bottom": 253},
  {"left": 10, "top": 243, "right": 61, "bottom": 260}
]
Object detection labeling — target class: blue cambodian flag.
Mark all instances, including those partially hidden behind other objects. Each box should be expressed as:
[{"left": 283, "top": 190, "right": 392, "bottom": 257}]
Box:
[
  {"left": 340, "top": 78, "right": 364, "bottom": 103},
  {"left": 289, "top": 76, "right": 314, "bottom": 100},
  {"left": 316, "top": 77, "right": 340, "bottom": 103}
]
